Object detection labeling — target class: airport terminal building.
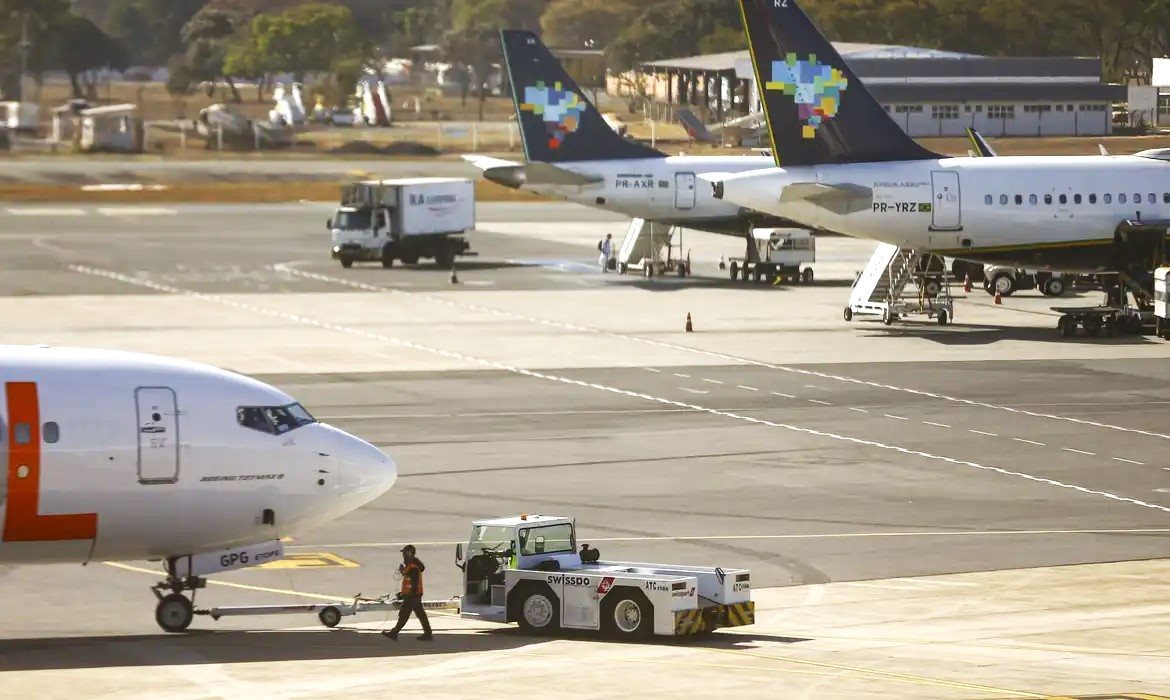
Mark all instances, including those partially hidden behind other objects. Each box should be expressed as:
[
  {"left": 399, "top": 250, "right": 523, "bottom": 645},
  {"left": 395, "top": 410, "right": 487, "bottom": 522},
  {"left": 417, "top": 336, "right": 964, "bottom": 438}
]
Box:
[{"left": 636, "top": 44, "right": 1125, "bottom": 137}]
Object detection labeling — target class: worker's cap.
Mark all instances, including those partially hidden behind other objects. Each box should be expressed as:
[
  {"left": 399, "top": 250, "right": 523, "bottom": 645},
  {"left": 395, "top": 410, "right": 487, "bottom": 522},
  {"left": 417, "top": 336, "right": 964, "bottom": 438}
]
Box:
[{"left": 400, "top": 544, "right": 416, "bottom": 554}]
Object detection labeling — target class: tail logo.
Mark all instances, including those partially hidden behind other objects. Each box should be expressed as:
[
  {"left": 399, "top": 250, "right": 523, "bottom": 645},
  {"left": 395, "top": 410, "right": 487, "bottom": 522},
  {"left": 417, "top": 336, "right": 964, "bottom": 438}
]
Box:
[
  {"left": 521, "top": 81, "right": 587, "bottom": 150},
  {"left": 765, "top": 54, "right": 849, "bottom": 139}
]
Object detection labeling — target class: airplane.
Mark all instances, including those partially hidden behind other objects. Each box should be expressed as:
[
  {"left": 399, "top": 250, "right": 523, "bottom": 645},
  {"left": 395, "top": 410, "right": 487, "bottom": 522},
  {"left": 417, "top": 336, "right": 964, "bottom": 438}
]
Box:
[
  {"left": 0, "top": 344, "right": 397, "bottom": 633},
  {"left": 463, "top": 30, "right": 794, "bottom": 236},
  {"left": 703, "top": 0, "right": 1170, "bottom": 282}
]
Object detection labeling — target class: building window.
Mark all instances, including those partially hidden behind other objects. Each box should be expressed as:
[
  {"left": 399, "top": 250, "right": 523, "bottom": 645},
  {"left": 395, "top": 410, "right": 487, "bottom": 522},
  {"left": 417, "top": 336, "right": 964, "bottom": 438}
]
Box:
[
  {"left": 1015, "top": 194, "right": 1023, "bottom": 205},
  {"left": 1024, "top": 105, "right": 1053, "bottom": 113},
  {"left": 988, "top": 105, "right": 1014, "bottom": 119},
  {"left": 43, "top": 422, "right": 59, "bottom": 443},
  {"left": 975, "top": 105, "right": 983, "bottom": 113},
  {"left": 985, "top": 194, "right": 993, "bottom": 205},
  {"left": 1056, "top": 105, "right": 1064, "bottom": 112},
  {"left": 964, "top": 105, "right": 971, "bottom": 113},
  {"left": 1067, "top": 105, "right": 1074, "bottom": 112},
  {"left": 1029, "top": 194, "right": 1038, "bottom": 205}
]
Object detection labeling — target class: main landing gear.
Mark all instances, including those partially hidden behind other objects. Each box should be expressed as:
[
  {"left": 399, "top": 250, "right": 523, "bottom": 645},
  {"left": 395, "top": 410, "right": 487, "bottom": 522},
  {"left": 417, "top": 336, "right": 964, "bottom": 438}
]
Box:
[{"left": 152, "top": 557, "right": 207, "bottom": 633}]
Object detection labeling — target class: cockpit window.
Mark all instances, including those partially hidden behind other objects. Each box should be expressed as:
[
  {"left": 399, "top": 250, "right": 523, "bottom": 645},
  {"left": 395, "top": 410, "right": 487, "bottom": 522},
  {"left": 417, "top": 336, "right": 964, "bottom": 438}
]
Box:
[{"left": 237, "top": 403, "right": 316, "bottom": 435}]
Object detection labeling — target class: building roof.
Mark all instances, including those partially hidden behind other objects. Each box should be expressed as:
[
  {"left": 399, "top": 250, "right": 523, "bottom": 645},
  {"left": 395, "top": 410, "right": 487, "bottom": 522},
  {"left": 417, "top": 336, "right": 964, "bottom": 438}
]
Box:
[
  {"left": 643, "top": 44, "right": 977, "bottom": 72},
  {"left": 80, "top": 103, "right": 136, "bottom": 116}
]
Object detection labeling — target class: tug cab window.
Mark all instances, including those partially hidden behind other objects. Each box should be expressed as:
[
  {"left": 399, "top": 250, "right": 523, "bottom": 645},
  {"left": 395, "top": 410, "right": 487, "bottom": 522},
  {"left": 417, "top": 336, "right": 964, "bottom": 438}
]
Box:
[
  {"left": 237, "top": 403, "right": 317, "bottom": 435},
  {"left": 517, "top": 524, "right": 574, "bottom": 556}
]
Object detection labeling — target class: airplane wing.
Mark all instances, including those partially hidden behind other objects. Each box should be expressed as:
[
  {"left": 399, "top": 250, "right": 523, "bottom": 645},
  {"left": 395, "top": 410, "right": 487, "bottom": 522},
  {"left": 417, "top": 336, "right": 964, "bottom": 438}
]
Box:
[
  {"left": 781, "top": 182, "right": 873, "bottom": 215},
  {"left": 461, "top": 154, "right": 521, "bottom": 171}
]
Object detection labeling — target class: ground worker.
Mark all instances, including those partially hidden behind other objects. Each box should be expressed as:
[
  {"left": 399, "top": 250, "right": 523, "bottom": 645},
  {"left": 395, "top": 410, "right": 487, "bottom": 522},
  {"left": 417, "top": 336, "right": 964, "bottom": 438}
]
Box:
[
  {"left": 598, "top": 233, "right": 613, "bottom": 272},
  {"left": 382, "top": 544, "right": 433, "bottom": 641}
]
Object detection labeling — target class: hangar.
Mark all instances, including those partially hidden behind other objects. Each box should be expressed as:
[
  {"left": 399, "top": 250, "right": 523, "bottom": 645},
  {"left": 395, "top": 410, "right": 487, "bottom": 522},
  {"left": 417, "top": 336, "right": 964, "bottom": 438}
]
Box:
[{"left": 633, "top": 44, "right": 1125, "bottom": 137}]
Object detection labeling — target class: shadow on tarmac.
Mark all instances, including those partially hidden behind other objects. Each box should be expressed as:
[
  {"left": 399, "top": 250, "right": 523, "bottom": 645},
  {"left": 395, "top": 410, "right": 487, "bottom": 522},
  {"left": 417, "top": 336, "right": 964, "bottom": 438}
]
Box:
[
  {"left": 0, "top": 627, "right": 810, "bottom": 671},
  {"left": 859, "top": 322, "right": 1157, "bottom": 346}
]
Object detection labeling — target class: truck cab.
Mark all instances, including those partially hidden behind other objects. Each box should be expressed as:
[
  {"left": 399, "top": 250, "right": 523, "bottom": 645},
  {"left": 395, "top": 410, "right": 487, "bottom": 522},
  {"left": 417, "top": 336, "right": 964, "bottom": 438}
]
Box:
[
  {"left": 330, "top": 206, "right": 391, "bottom": 268},
  {"left": 456, "top": 514, "right": 754, "bottom": 639}
]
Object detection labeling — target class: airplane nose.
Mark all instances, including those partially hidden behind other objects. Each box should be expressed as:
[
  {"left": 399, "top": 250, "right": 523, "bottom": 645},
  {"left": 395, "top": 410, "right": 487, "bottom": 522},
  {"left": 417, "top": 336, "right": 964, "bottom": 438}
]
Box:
[{"left": 333, "top": 429, "right": 397, "bottom": 506}]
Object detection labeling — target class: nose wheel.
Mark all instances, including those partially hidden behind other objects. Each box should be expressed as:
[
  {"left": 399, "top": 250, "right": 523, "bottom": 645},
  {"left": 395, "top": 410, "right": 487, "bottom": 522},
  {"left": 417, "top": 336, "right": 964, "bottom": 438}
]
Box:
[{"left": 151, "top": 557, "right": 207, "bottom": 633}]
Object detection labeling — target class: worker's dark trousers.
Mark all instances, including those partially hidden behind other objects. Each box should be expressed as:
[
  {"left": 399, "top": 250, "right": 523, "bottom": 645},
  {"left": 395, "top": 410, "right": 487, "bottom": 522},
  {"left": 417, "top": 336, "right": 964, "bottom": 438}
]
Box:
[{"left": 391, "top": 595, "right": 432, "bottom": 634}]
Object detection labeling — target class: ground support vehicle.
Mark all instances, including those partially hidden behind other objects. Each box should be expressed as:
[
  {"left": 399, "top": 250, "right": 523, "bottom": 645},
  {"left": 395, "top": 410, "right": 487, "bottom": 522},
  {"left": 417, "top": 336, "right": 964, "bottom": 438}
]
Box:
[{"left": 726, "top": 228, "right": 815, "bottom": 285}]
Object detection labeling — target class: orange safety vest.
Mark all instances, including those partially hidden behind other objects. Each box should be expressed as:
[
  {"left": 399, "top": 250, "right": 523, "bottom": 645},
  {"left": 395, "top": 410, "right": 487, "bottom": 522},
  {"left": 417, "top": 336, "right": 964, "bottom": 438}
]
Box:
[{"left": 401, "top": 560, "right": 423, "bottom": 596}]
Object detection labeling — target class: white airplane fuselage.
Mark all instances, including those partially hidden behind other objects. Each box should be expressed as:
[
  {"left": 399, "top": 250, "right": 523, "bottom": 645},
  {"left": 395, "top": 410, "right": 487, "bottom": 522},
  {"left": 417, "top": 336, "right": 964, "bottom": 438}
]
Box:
[
  {"left": 0, "top": 346, "right": 396, "bottom": 564},
  {"left": 713, "top": 154, "right": 1170, "bottom": 271},
  {"left": 513, "top": 155, "right": 782, "bottom": 234}
]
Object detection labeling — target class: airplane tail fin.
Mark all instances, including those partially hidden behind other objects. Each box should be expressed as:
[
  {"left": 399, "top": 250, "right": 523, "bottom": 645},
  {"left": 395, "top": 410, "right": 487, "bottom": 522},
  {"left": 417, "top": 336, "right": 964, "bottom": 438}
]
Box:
[
  {"left": 500, "top": 30, "right": 663, "bottom": 163},
  {"left": 677, "top": 109, "right": 719, "bottom": 144},
  {"left": 737, "top": 0, "right": 938, "bottom": 166},
  {"left": 966, "top": 128, "right": 998, "bottom": 157}
]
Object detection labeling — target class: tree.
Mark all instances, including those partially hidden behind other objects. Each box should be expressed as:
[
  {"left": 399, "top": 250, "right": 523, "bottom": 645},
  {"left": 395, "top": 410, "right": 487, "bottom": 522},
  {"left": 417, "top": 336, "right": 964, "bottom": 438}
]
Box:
[
  {"left": 0, "top": 0, "right": 71, "bottom": 98},
  {"left": 237, "top": 3, "right": 363, "bottom": 83},
  {"left": 443, "top": 0, "right": 543, "bottom": 120},
  {"left": 540, "top": 0, "right": 641, "bottom": 49},
  {"left": 53, "top": 14, "right": 127, "bottom": 98},
  {"left": 180, "top": 6, "right": 245, "bottom": 101}
]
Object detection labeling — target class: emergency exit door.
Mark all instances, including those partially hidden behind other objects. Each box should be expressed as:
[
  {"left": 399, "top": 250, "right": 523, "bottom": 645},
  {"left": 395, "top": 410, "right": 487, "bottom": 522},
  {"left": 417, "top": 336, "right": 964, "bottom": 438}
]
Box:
[
  {"left": 930, "top": 171, "right": 962, "bottom": 230},
  {"left": 136, "top": 387, "right": 179, "bottom": 484},
  {"left": 675, "top": 172, "right": 696, "bottom": 209}
]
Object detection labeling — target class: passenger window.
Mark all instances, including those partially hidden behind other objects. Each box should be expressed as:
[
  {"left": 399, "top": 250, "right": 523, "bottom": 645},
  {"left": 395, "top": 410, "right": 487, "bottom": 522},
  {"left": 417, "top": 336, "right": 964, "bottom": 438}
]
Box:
[
  {"left": 43, "top": 422, "right": 59, "bottom": 444},
  {"left": 999, "top": 195, "right": 1008, "bottom": 205},
  {"left": 984, "top": 194, "right": 992, "bottom": 205},
  {"left": 1029, "top": 194, "right": 1038, "bottom": 205},
  {"left": 1149, "top": 193, "right": 1157, "bottom": 204},
  {"left": 1135, "top": 193, "right": 1142, "bottom": 203},
  {"left": 14, "top": 422, "right": 31, "bottom": 445},
  {"left": 1105, "top": 193, "right": 1112, "bottom": 204},
  {"left": 1058, "top": 194, "right": 1067, "bottom": 205},
  {"left": 1120, "top": 194, "right": 1127, "bottom": 204},
  {"left": 1014, "top": 195, "right": 1022, "bottom": 205},
  {"left": 1164, "top": 193, "right": 1170, "bottom": 204},
  {"left": 1074, "top": 194, "right": 1082, "bottom": 204},
  {"left": 1044, "top": 194, "right": 1052, "bottom": 205},
  {"left": 1089, "top": 194, "right": 1097, "bottom": 204}
]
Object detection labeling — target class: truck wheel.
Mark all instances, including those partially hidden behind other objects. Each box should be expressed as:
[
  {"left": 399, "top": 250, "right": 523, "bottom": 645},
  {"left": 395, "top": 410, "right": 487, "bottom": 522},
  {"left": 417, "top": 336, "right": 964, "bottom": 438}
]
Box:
[
  {"left": 400, "top": 250, "right": 419, "bottom": 265},
  {"left": 602, "top": 589, "right": 653, "bottom": 641},
  {"left": 514, "top": 585, "right": 560, "bottom": 635},
  {"left": 1083, "top": 316, "right": 1102, "bottom": 337},
  {"left": 802, "top": 268, "right": 814, "bottom": 285},
  {"left": 1058, "top": 315, "right": 1077, "bottom": 337},
  {"left": 728, "top": 262, "right": 738, "bottom": 281},
  {"left": 434, "top": 245, "right": 454, "bottom": 268},
  {"left": 381, "top": 245, "right": 395, "bottom": 269},
  {"left": 1041, "top": 277, "right": 1066, "bottom": 297},
  {"left": 843, "top": 307, "right": 853, "bottom": 322},
  {"left": 339, "top": 257, "right": 353, "bottom": 269}
]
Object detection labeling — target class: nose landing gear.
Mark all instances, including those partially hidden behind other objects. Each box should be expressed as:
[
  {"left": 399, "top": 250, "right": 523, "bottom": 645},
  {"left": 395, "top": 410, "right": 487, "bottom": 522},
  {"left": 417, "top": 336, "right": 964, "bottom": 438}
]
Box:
[{"left": 151, "top": 558, "right": 207, "bottom": 633}]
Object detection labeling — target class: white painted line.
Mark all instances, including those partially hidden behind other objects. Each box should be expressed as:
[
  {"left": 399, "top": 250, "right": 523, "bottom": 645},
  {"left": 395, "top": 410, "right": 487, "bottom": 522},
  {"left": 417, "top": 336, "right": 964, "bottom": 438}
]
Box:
[
  {"left": 1063, "top": 448, "right": 1096, "bottom": 456},
  {"left": 6, "top": 207, "right": 85, "bottom": 216},
  {"left": 702, "top": 378, "right": 724, "bottom": 385},
  {"left": 891, "top": 578, "right": 978, "bottom": 588},
  {"left": 923, "top": 421, "right": 951, "bottom": 429},
  {"left": 809, "top": 399, "right": 833, "bottom": 406},
  {"left": 771, "top": 392, "right": 795, "bottom": 399},
  {"left": 1012, "top": 438, "right": 1045, "bottom": 447},
  {"left": 93, "top": 264, "right": 1170, "bottom": 517},
  {"left": 848, "top": 407, "right": 869, "bottom": 413},
  {"left": 679, "top": 387, "right": 709, "bottom": 395},
  {"left": 96, "top": 206, "right": 177, "bottom": 216},
  {"left": 884, "top": 414, "right": 908, "bottom": 421},
  {"left": 643, "top": 367, "right": 661, "bottom": 373},
  {"left": 737, "top": 385, "right": 759, "bottom": 392},
  {"left": 969, "top": 430, "right": 998, "bottom": 437},
  {"left": 301, "top": 528, "right": 1170, "bottom": 549},
  {"left": 275, "top": 263, "right": 1170, "bottom": 443},
  {"left": 674, "top": 373, "right": 690, "bottom": 379},
  {"left": 1112, "top": 457, "right": 1145, "bottom": 465},
  {"left": 836, "top": 581, "right": 925, "bottom": 591},
  {"left": 804, "top": 385, "right": 821, "bottom": 390}
]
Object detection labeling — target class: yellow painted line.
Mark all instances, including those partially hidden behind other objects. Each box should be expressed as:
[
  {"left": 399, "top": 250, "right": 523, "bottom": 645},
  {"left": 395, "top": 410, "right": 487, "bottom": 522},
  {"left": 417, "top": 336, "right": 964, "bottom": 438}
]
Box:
[
  {"left": 257, "top": 552, "right": 359, "bottom": 570},
  {"left": 103, "top": 561, "right": 352, "bottom": 603},
  {"left": 708, "top": 647, "right": 1048, "bottom": 698}
]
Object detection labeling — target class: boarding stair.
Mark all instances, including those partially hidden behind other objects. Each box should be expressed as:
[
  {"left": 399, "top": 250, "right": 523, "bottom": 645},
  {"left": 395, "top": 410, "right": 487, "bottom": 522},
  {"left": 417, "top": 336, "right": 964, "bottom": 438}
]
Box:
[
  {"left": 845, "top": 243, "right": 952, "bottom": 325},
  {"left": 616, "top": 218, "right": 690, "bottom": 277}
]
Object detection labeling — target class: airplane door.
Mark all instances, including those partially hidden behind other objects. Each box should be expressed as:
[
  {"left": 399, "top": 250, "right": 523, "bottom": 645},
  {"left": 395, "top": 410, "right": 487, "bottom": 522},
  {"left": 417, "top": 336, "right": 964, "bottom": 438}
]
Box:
[
  {"left": 930, "top": 171, "right": 962, "bottom": 230},
  {"left": 136, "top": 387, "right": 179, "bottom": 484},
  {"left": 675, "top": 172, "right": 696, "bottom": 210}
]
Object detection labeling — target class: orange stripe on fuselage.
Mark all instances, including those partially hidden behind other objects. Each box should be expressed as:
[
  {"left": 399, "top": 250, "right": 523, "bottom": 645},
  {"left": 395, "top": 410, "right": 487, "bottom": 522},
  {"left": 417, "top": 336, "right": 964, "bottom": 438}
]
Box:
[{"left": 3, "top": 382, "right": 97, "bottom": 542}]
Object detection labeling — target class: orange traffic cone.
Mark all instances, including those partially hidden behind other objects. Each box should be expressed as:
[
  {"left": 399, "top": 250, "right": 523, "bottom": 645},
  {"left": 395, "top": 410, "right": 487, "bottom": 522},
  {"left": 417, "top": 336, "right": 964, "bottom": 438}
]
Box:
[
  {"left": 963, "top": 274, "right": 972, "bottom": 293},
  {"left": 994, "top": 290, "right": 1002, "bottom": 305},
  {"left": 685, "top": 313, "right": 694, "bottom": 332}
]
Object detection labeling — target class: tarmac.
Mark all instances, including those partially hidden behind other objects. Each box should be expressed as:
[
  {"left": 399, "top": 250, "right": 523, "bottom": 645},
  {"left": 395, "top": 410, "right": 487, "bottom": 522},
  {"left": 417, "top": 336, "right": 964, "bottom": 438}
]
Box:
[{"left": 0, "top": 201, "right": 1168, "bottom": 698}]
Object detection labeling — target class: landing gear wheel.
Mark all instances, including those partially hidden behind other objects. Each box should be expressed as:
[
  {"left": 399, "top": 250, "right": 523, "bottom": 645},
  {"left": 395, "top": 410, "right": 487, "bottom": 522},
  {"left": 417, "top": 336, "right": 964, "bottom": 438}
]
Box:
[
  {"left": 937, "top": 309, "right": 950, "bottom": 326},
  {"left": 1083, "top": 316, "right": 1102, "bottom": 337},
  {"left": 1058, "top": 315, "right": 1077, "bottom": 337},
  {"left": 318, "top": 606, "right": 342, "bottom": 629},
  {"left": 677, "top": 264, "right": 686, "bottom": 278},
  {"left": 1041, "top": 277, "right": 1066, "bottom": 297},
  {"left": 728, "top": 262, "right": 738, "bottom": 280},
  {"left": 603, "top": 591, "right": 652, "bottom": 641},
  {"left": 643, "top": 264, "right": 654, "bottom": 279},
  {"left": 843, "top": 307, "right": 853, "bottom": 322},
  {"left": 801, "top": 267, "right": 814, "bottom": 285},
  {"left": 155, "top": 593, "right": 194, "bottom": 634},
  {"left": 516, "top": 587, "right": 560, "bottom": 635},
  {"left": 618, "top": 262, "right": 628, "bottom": 275},
  {"left": 339, "top": 257, "right": 353, "bottom": 269}
]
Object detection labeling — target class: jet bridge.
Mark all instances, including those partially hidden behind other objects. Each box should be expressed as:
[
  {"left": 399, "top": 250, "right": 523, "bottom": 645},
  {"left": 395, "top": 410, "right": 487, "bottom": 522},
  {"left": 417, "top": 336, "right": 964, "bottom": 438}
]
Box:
[{"left": 844, "top": 243, "right": 952, "bottom": 326}]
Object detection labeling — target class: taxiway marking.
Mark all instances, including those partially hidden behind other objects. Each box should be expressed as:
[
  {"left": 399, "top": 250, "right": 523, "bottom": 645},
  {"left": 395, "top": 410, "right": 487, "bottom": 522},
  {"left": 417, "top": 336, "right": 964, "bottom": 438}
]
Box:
[
  {"left": 1063, "top": 448, "right": 1096, "bottom": 456},
  {"left": 969, "top": 429, "right": 998, "bottom": 437},
  {"left": 884, "top": 414, "right": 908, "bottom": 421},
  {"left": 808, "top": 399, "right": 833, "bottom": 406},
  {"left": 1113, "top": 457, "right": 1145, "bottom": 465},
  {"left": 77, "top": 264, "right": 1170, "bottom": 517},
  {"left": 923, "top": 421, "right": 951, "bottom": 428},
  {"left": 1013, "top": 438, "right": 1045, "bottom": 447}
]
